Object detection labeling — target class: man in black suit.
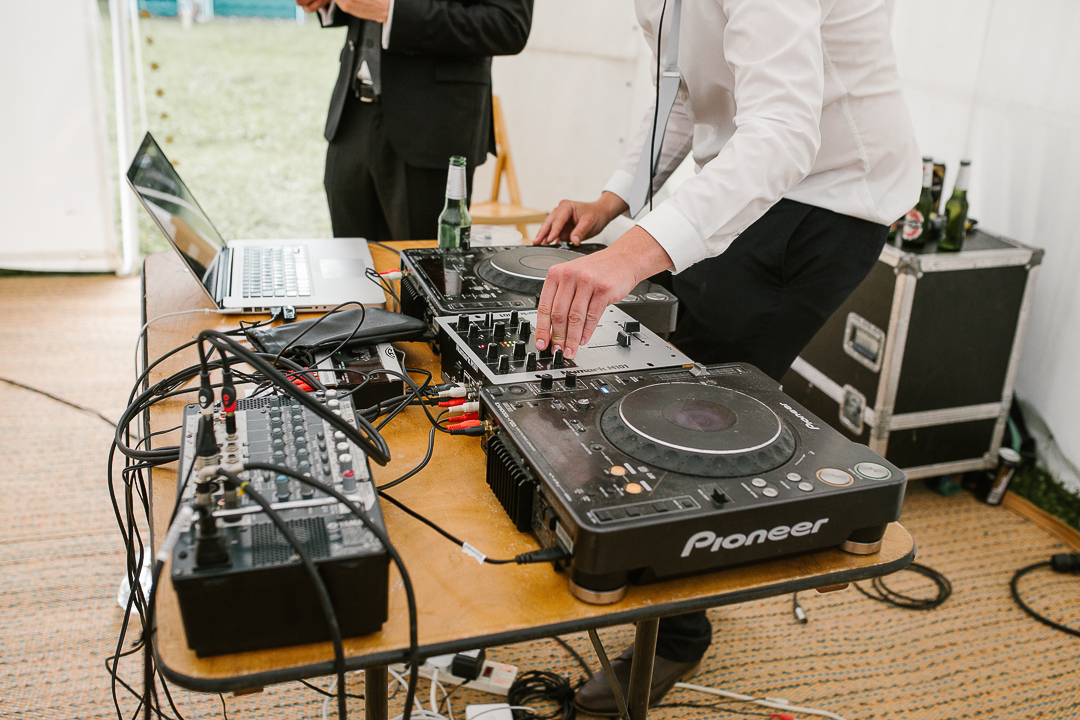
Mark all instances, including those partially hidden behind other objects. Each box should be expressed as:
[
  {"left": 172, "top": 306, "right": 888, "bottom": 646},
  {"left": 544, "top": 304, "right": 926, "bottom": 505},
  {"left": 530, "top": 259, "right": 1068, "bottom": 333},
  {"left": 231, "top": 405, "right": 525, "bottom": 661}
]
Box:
[{"left": 297, "top": 0, "right": 533, "bottom": 241}]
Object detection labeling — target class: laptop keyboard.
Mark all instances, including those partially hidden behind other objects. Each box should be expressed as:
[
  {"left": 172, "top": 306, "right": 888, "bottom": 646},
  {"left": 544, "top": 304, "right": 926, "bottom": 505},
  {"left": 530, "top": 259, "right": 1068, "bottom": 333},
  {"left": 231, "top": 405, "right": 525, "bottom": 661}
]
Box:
[{"left": 242, "top": 246, "right": 311, "bottom": 298}]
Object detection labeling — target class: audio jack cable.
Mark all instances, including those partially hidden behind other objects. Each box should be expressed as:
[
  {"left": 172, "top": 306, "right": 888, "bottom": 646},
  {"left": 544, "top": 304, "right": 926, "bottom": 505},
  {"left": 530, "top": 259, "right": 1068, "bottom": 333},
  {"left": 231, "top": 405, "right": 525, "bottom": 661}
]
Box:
[{"left": 1011, "top": 553, "right": 1080, "bottom": 637}]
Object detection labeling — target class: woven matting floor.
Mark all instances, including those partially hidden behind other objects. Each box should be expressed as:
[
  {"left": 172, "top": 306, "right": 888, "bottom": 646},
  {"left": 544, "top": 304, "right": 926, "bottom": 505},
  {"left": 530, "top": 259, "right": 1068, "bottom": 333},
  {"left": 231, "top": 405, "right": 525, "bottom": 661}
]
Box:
[{"left": 1, "top": 274, "right": 1078, "bottom": 719}]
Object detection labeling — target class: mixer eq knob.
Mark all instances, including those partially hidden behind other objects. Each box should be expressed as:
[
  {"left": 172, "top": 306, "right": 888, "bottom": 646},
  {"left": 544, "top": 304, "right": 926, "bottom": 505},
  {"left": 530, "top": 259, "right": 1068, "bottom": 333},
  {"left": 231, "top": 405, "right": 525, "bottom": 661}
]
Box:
[
  {"left": 513, "top": 341, "right": 527, "bottom": 360},
  {"left": 518, "top": 320, "right": 531, "bottom": 339},
  {"left": 498, "top": 355, "right": 510, "bottom": 374},
  {"left": 526, "top": 352, "right": 538, "bottom": 371}
]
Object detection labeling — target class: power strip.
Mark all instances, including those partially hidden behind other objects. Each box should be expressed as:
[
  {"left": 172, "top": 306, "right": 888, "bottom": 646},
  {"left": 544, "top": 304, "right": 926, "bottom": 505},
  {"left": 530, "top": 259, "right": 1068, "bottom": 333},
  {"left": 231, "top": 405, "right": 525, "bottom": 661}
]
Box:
[{"left": 389, "top": 658, "right": 518, "bottom": 696}]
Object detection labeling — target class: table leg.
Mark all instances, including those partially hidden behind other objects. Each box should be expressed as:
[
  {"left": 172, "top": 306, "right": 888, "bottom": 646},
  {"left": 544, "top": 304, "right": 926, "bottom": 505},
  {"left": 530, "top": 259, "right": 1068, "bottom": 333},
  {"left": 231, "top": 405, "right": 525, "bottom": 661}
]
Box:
[
  {"left": 627, "top": 618, "right": 659, "bottom": 720},
  {"left": 365, "top": 666, "right": 389, "bottom": 720}
]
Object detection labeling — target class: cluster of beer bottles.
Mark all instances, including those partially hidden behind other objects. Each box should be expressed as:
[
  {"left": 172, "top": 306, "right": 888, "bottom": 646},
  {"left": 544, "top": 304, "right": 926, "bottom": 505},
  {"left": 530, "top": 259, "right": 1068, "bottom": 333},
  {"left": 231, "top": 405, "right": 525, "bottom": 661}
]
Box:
[{"left": 889, "top": 157, "right": 971, "bottom": 252}]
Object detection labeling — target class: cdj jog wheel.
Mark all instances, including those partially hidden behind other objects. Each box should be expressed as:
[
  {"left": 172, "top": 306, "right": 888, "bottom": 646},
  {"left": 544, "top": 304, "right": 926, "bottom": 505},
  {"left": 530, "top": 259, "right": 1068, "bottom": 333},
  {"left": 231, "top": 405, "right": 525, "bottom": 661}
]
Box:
[
  {"left": 600, "top": 383, "right": 797, "bottom": 477},
  {"left": 475, "top": 246, "right": 584, "bottom": 295}
]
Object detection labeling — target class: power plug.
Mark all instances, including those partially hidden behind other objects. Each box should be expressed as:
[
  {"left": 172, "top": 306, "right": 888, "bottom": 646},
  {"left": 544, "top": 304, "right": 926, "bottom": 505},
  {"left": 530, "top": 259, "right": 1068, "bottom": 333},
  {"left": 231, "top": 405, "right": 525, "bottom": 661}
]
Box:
[
  {"left": 389, "top": 657, "right": 518, "bottom": 696},
  {"left": 465, "top": 704, "right": 514, "bottom": 720}
]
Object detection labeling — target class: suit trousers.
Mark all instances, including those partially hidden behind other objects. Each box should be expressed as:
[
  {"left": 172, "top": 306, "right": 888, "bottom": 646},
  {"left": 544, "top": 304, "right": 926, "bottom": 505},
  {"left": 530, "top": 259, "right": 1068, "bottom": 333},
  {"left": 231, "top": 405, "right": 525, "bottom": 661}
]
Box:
[
  {"left": 652, "top": 198, "right": 888, "bottom": 662},
  {"left": 325, "top": 91, "right": 475, "bottom": 242}
]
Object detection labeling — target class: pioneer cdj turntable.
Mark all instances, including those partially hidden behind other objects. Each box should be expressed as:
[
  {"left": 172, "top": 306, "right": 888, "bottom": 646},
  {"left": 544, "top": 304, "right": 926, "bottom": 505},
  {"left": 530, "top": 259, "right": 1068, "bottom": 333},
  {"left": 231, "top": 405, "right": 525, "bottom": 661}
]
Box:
[
  {"left": 400, "top": 244, "right": 678, "bottom": 343},
  {"left": 479, "top": 363, "right": 906, "bottom": 604}
]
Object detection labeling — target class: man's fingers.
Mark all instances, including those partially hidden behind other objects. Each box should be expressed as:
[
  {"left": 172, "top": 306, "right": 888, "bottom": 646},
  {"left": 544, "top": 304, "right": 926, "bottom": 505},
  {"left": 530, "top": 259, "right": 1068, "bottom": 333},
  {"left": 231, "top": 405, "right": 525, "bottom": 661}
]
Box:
[
  {"left": 534, "top": 268, "right": 561, "bottom": 351},
  {"left": 568, "top": 211, "right": 596, "bottom": 246},
  {"left": 579, "top": 294, "right": 609, "bottom": 347},
  {"left": 543, "top": 207, "right": 573, "bottom": 246},
  {"left": 533, "top": 213, "right": 556, "bottom": 245},
  {"left": 561, "top": 286, "right": 594, "bottom": 359}
]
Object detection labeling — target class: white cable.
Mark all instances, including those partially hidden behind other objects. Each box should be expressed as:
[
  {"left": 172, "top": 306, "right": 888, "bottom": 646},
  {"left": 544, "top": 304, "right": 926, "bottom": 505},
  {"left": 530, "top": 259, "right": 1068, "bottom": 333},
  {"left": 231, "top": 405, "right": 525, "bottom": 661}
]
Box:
[
  {"left": 430, "top": 668, "right": 439, "bottom": 717},
  {"left": 321, "top": 674, "right": 338, "bottom": 720},
  {"left": 134, "top": 308, "right": 226, "bottom": 378},
  {"left": 674, "top": 682, "right": 849, "bottom": 720},
  {"left": 185, "top": 690, "right": 200, "bottom": 720}
]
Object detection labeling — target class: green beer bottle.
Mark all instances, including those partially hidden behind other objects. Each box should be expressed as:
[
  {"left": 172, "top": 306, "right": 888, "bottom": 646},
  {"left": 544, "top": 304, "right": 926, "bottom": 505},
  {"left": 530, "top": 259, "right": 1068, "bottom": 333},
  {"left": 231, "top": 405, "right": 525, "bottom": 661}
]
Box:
[
  {"left": 438, "top": 156, "right": 471, "bottom": 249},
  {"left": 938, "top": 159, "right": 971, "bottom": 252},
  {"left": 900, "top": 156, "right": 935, "bottom": 247}
]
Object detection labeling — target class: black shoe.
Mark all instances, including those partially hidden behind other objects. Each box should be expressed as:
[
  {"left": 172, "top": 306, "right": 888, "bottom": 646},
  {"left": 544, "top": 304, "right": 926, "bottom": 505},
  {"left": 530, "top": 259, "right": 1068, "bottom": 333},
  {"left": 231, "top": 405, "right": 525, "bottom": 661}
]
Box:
[{"left": 573, "top": 646, "right": 700, "bottom": 716}]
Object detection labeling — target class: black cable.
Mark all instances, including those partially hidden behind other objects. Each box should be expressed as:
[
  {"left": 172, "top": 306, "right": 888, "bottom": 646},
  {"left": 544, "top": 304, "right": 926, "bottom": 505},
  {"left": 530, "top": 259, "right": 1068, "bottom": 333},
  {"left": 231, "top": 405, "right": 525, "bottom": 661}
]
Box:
[
  {"left": 218, "top": 693, "right": 229, "bottom": 720},
  {"left": 853, "top": 563, "right": 952, "bottom": 610},
  {"left": 241, "top": 462, "right": 421, "bottom": 720},
  {"left": 298, "top": 678, "right": 365, "bottom": 701},
  {"left": 377, "top": 427, "right": 436, "bottom": 490},
  {"left": 198, "top": 330, "right": 391, "bottom": 465},
  {"left": 647, "top": 0, "right": 669, "bottom": 215},
  {"left": 367, "top": 240, "right": 401, "bottom": 256},
  {"left": 551, "top": 637, "right": 593, "bottom": 679},
  {"left": 272, "top": 301, "right": 364, "bottom": 366},
  {"left": 1010, "top": 561, "right": 1080, "bottom": 637},
  {"left": 0, "top": 375, "right": 120, "bottom": 428},
  {"left": 508, "top": 670, "right": 576, "bottom": 720},
  {"left": 217, "top": 471, "right": 348, "bottom": 720},
  {"left": 378, "top": 492, "right": 568, "bottom": 566}
]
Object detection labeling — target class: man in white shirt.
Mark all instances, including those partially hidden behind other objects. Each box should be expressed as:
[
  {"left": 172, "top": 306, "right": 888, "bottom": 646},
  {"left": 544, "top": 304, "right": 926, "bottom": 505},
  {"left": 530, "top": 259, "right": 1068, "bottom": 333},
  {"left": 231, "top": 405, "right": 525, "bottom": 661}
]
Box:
[{"left": 534, "top": 0, "right": 920, "bottom": 712}]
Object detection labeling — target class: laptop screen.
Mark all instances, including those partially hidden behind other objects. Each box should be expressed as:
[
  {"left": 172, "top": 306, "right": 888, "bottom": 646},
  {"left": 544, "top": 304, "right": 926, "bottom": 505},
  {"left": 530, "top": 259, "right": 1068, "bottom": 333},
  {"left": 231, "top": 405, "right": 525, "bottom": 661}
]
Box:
[{"left": 126, "top": 133, "right": 227, "bottom": 291}]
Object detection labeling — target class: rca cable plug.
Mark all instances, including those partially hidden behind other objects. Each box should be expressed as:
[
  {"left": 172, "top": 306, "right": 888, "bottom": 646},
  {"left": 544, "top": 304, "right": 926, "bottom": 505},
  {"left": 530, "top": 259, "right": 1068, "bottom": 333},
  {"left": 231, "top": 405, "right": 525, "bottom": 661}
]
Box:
[
  {"left": 194, "top": 411, "right": 221, "bottom": 471},
  {"left": 221, "top": 358, "right": 238, "bottom": 438}
]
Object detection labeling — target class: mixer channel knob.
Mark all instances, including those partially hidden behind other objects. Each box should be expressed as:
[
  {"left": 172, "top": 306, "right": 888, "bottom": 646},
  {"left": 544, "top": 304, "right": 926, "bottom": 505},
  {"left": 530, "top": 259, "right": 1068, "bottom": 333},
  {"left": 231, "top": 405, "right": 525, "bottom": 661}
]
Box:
[
  {"left": 457, "top": 314, "right": 470, "bottom": 332},
  {"left": 540, "top": 374, "right": 553, "bottom": 391},
  {"left": 509, "top": 310, "right": 519, "bottom": 325},
  {"left": 498, "top": 355, "right": 510, "bottom": 374},
  {"left": 526, "top": 352, "right": 538, "bottom": 372},
  {"left": 325, "top": 389, "right": 338, "bottom": 399},
  {"left": 519, "top": 320, "right": 531, "bottom": 339},
  {"left": 565, "top": 373, "right": 577, "bottom": 388},
  {"left": 468, "top": 324, "right": 480, "bottom": 341},
  {"left": 514, "top": 341, "right": 526, "bottom": 360},
  {"left": 493, "top": 322, "right": 506, "bottom": 341},
  {"left": 539, "top": 346, "right": 552, "bottom": 360},
  {"left": 486, "top": 343, "right": 499, "bottom": 362},
  {"left": 484, "top": 313, "right": 494, "bottom": 328},
  {"left": 553, "top": 349, "right": 564, "bottom": 368}
]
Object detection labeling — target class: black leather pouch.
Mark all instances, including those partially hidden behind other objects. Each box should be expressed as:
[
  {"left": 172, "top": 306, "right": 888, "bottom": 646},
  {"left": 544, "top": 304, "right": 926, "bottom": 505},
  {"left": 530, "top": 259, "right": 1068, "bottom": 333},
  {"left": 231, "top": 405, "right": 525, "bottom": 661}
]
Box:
[{"left": 246, "top": 308, "right": 426, "bottom": 357}]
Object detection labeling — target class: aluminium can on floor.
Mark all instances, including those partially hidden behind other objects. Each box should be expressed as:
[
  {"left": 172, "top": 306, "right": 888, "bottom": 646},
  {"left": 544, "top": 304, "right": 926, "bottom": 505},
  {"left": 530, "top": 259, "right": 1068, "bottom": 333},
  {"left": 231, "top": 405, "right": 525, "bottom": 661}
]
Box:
[{"left": 780, "top": 230, "right": 1043, "bottom": 480}]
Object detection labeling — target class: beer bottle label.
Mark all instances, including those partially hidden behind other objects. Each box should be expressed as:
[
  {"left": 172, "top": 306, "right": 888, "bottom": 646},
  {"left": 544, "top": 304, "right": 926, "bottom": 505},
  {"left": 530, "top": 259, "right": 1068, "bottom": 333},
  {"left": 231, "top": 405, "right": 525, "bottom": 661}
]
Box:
[{"left": 901, "top": 208, "right": 925, "bottom": 242}]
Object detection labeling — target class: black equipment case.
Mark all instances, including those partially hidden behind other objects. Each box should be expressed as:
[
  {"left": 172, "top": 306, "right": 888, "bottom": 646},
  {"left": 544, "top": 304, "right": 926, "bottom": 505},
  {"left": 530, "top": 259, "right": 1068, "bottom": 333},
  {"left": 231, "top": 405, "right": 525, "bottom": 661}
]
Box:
[{"left": 781, "top": 230, "right": 1043, "bottom": 479}]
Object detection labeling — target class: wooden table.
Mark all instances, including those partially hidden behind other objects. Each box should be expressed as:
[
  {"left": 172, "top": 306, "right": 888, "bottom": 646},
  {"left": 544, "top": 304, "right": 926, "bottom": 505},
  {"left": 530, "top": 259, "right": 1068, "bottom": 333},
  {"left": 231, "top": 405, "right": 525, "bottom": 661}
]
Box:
[{"left": 144, "top": 245, "right": 915, "bottom": 718}]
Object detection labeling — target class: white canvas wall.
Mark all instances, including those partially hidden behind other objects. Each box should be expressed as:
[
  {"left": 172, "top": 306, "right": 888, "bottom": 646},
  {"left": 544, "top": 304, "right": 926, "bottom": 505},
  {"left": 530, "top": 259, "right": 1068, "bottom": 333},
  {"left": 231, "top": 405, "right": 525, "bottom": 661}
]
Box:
[
  {"left": 891, "top": 0, "right": 1080, "bottom": 490},
  {"left": 0, "top": 0, "right": 118, "bottom": 272}
]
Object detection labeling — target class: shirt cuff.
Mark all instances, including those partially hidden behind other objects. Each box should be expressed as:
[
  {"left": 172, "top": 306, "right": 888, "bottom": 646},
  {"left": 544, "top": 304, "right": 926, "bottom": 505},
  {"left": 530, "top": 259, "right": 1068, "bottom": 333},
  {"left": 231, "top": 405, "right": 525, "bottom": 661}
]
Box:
[
  {"left": 317, "top": 3, "right": 335, "bottom": 26},
  {"left": 602, "top": 169, "right": 635, "bottom": 209},
  {"left": 636, "top": 203, "right": 711, "bottom": 275},
  {"left": 382, "top": 0, "right": 395, "bottom": 48}
]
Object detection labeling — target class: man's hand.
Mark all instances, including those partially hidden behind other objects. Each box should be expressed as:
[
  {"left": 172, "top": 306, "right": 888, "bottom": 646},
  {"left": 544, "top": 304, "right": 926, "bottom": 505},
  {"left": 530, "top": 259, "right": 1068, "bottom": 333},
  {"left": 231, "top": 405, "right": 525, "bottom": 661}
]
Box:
[
  {"left": 295, "top": 0, "right": 332, "bottom": 11},
  {"left": 334, "top": 0, "right": 391, "bottom": 22},
  {"left": 533, "top": 191, "right": 629, "bottom": 246},
  {"left": 535, "top": 226, "right": 674, "bottom": 358}
]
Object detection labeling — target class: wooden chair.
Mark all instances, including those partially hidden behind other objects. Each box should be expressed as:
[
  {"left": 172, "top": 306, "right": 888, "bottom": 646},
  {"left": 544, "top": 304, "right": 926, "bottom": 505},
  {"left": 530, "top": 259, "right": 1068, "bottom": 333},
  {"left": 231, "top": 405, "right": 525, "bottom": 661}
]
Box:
[{"left": 470, "top": 95, "right": 548, "bottom": 239}]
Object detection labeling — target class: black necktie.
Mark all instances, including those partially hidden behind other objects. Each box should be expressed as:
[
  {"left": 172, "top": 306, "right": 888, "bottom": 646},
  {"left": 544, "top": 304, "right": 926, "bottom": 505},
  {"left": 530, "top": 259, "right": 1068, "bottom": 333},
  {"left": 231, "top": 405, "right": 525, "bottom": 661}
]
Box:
[{"left": 353, "top": 19, "right": 382, "bottom": 98}]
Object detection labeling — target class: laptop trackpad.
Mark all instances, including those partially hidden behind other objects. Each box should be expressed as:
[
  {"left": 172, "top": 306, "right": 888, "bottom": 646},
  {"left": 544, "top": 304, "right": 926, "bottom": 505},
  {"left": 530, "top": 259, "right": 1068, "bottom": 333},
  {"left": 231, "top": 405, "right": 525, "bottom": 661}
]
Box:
[{"left": 320, "top": 259, "right": 369, "bottom": 278}]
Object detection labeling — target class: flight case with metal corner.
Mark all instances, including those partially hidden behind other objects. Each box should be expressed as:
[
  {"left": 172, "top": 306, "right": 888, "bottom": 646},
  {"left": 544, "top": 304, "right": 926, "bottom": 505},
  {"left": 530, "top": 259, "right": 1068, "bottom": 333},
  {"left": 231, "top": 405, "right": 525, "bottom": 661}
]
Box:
[{"left": 780, "top": 230, "right": 1042, "bottom": 480}]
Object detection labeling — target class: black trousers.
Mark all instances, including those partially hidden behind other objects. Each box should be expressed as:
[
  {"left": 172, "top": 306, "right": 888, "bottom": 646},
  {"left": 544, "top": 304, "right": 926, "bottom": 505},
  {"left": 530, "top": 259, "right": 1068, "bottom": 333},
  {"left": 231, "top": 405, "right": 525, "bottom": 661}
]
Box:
[
  {"left": 653, "top": 198, "right": 888, "bottom": 662},
  {"left": 325, "top": 92, "right": 474, "bottom": 242}
]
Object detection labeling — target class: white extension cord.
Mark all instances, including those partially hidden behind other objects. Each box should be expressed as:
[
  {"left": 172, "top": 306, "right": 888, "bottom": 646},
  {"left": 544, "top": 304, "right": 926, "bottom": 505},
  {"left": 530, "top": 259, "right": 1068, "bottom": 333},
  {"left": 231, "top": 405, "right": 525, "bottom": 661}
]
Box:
[{"left": 674, "top": 681, "right": 849, "bottom": 720}]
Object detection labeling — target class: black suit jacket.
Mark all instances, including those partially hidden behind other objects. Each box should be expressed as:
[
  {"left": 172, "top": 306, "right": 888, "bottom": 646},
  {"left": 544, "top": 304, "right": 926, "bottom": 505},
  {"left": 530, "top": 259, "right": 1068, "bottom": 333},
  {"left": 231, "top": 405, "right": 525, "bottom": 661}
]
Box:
[{"left": 323, "top": 0, "right": 533, "bottom": 170}]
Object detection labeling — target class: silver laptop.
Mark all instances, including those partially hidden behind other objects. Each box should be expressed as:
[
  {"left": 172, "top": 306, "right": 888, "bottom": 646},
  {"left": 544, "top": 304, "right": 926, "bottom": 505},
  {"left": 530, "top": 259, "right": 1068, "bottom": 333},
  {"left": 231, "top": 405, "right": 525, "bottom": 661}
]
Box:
[{"left": 126, "top": 132, "right": 386, "bottom": 313}]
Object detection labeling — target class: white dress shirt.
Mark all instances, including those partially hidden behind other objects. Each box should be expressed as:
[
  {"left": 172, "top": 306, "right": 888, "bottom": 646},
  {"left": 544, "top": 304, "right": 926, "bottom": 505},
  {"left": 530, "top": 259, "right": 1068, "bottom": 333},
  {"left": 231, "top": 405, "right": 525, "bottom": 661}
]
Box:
[
  {"left": 318, "top": 1, "right": 396, "bottom": 84},
  {"left": 603, "top": 0, "right": 921, "bottom": 274}
]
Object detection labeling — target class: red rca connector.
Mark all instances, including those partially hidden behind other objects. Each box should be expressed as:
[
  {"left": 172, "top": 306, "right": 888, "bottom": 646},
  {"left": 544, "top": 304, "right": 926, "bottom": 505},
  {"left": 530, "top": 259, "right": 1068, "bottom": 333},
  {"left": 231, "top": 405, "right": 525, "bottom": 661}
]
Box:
[
  {"left": 769, "top": 714, "right": 794, "bottom": 720},
  {"left": 378, "top": 270, "right": 403, "bottom": 281},
  {"left": 439, "top": 398, "right": 467, "bottom": 408},
  {"left": 291, "top": 378, "right": 314, "bottom": 392},
  {"left": 447, "top": 419, "right": 482, "bottom": 430},
  {"left": 449, "top": 412, "right": 479, "bottom": 422}
]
